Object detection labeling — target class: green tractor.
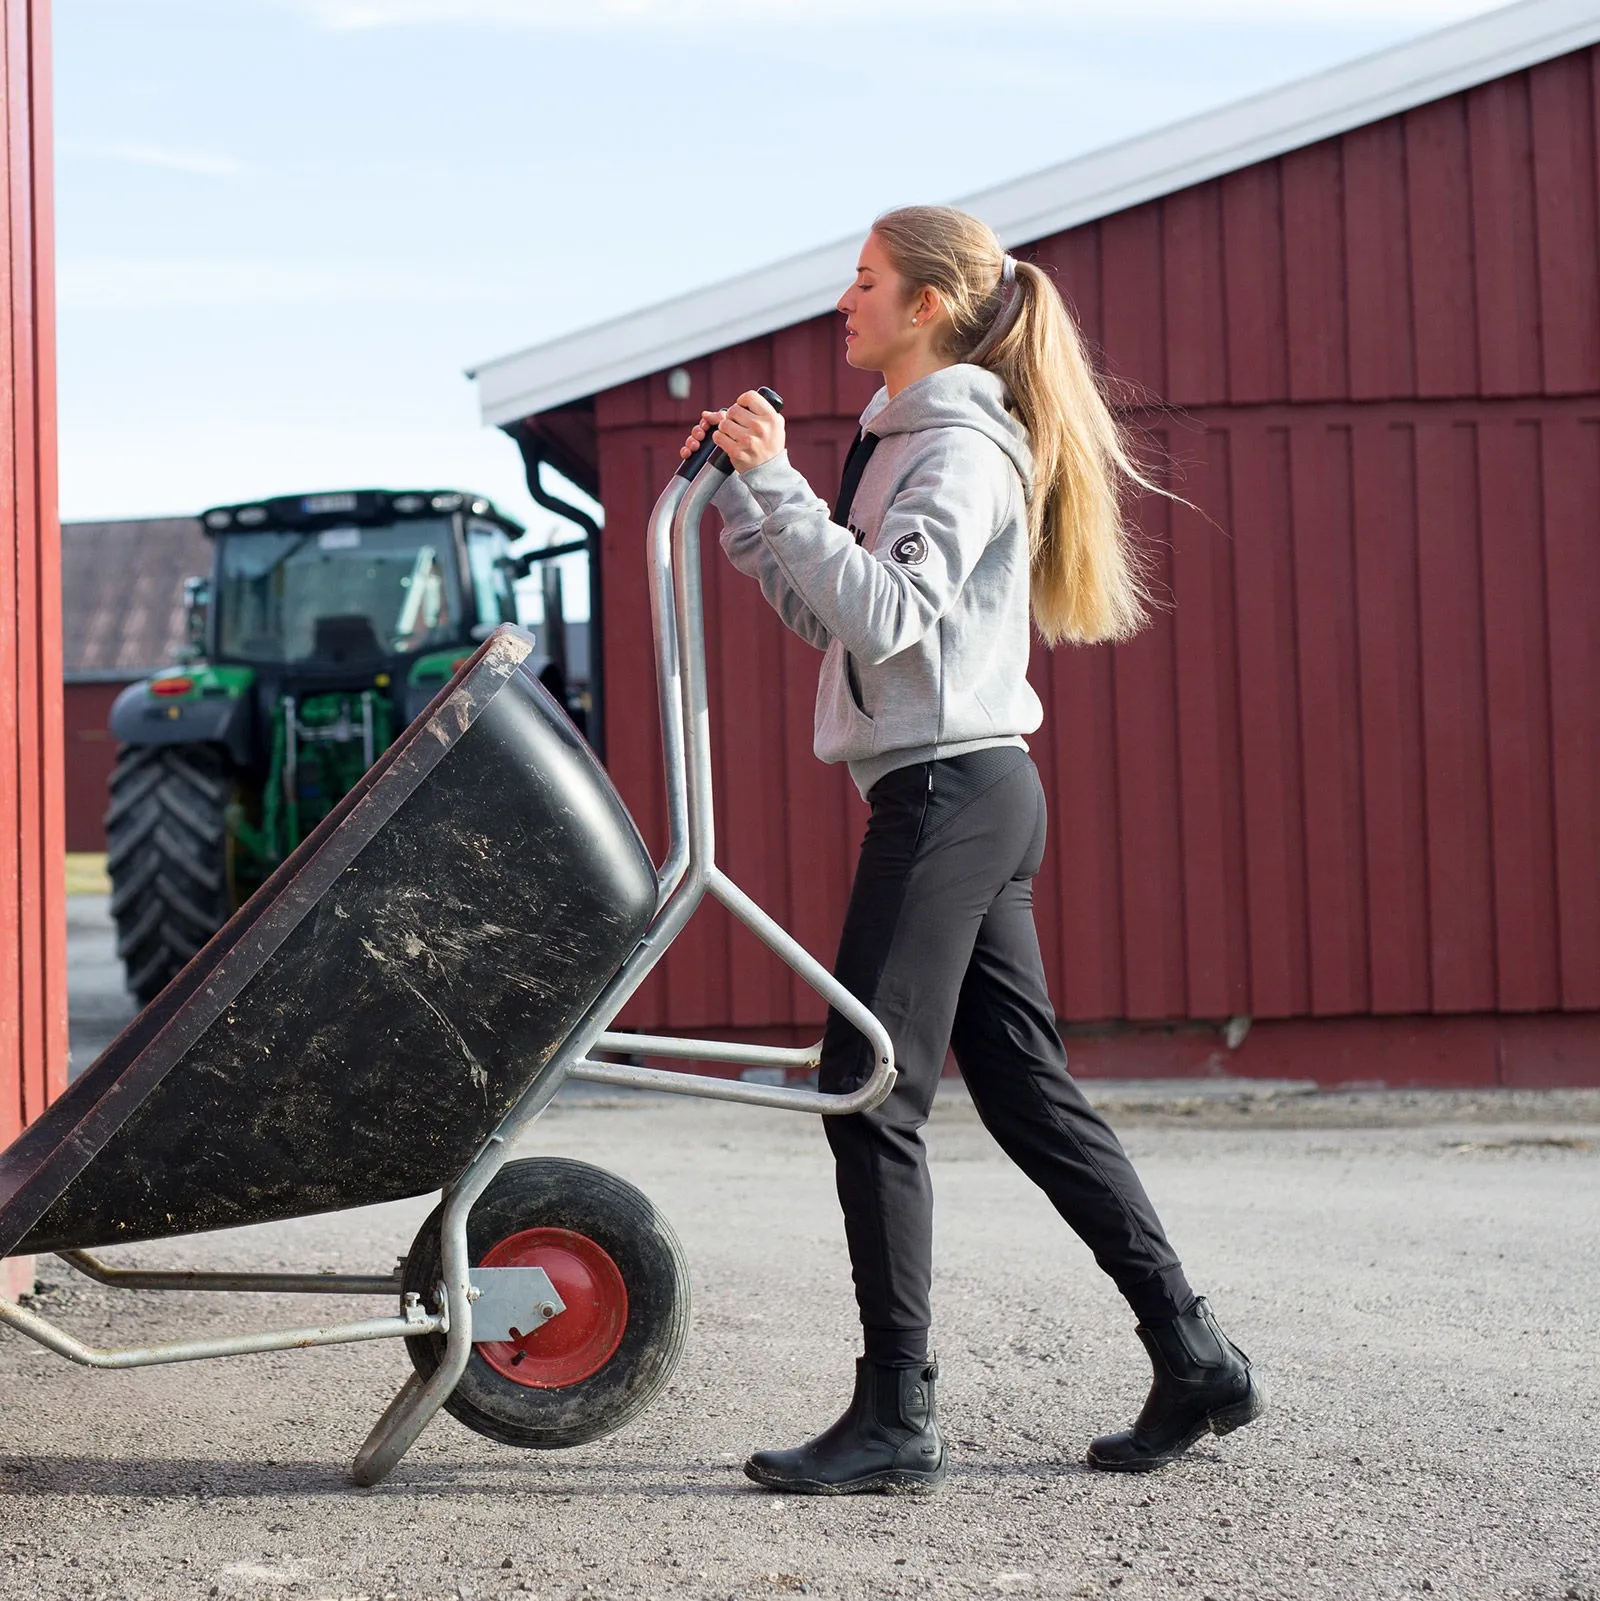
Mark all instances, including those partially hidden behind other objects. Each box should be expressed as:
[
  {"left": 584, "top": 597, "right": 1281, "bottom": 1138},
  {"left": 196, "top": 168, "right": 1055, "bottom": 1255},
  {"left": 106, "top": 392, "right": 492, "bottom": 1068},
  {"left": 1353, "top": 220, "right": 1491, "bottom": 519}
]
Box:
[{"left": 105, "top": 487, "right": 559, "bottom": 1005}]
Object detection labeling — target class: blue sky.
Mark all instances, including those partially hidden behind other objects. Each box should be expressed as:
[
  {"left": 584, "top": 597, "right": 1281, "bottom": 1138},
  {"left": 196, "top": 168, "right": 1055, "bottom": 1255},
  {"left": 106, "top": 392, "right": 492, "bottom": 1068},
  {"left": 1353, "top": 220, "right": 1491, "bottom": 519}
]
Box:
[{"left": 56, "top": 0, "right": 1505, "bottom": 545}]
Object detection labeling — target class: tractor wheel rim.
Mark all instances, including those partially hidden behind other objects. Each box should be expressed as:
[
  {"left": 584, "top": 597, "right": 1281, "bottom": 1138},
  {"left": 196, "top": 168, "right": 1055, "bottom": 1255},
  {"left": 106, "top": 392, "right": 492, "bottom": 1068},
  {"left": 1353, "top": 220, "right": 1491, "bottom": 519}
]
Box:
[{"left": 475, "top": 1227, "right": 628, "bottom": 1389}]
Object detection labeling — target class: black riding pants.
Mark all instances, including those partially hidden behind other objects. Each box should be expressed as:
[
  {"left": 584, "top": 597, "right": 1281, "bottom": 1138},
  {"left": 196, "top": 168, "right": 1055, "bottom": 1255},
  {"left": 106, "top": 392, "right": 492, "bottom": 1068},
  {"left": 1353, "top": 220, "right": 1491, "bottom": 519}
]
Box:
[{"left": 819, "top": 747, "right": 1194, "bottom": 1365}]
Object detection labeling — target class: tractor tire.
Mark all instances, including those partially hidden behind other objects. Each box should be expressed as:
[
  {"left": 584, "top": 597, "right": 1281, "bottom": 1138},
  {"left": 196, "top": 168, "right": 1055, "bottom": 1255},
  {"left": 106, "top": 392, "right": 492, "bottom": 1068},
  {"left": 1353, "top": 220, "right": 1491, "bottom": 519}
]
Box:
[
  {"left": 105, "top": 743, "right": 235, "bottom": 1006},
  {"left": 403, "top": 1158, "right": 692, "bottom": 1450}
]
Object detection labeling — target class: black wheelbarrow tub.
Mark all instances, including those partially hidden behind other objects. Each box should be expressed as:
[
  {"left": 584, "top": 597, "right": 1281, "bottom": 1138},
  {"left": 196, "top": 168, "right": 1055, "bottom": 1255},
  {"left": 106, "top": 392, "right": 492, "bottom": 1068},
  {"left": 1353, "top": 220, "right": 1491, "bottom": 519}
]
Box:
[{"left": 0, "top": 626, "right": 657, "bottom": 1261}]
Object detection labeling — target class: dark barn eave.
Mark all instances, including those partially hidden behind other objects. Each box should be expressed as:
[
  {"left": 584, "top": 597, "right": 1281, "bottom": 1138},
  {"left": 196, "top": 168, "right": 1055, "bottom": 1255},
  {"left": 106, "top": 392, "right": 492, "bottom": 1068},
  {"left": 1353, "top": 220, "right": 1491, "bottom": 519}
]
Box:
[{"left": 507, "top": 400, "right": 599, "bottom": 503}]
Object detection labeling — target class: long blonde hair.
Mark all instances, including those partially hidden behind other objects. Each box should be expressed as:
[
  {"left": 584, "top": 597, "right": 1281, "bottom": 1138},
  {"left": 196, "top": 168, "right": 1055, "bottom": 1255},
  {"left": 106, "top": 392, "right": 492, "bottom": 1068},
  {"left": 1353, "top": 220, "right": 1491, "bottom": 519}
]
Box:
[{"left": 871, "top": 204, "right": 1153, "bottom": 645}]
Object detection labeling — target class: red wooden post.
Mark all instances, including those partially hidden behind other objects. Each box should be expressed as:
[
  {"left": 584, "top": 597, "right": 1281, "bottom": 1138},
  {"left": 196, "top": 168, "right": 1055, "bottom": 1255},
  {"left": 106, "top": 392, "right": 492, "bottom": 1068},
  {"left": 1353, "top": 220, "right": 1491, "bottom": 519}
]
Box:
[{"left": 1, "top": 0, "right": 67, "bottom": 1300}]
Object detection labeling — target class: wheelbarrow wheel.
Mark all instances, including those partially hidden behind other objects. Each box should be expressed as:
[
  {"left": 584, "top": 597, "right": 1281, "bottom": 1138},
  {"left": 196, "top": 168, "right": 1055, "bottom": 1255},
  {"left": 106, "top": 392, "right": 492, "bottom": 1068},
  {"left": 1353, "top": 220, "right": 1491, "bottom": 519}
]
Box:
[{"left": 402, "top": 1157, "right": 691, "bottom": 1450}]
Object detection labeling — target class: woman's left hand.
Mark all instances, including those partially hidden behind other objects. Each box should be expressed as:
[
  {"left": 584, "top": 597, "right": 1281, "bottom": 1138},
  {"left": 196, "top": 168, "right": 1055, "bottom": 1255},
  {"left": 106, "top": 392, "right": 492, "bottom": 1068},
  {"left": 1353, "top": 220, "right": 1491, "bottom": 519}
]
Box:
[{"left": 713, "top": 390, "right": 785, "bottom": 472}]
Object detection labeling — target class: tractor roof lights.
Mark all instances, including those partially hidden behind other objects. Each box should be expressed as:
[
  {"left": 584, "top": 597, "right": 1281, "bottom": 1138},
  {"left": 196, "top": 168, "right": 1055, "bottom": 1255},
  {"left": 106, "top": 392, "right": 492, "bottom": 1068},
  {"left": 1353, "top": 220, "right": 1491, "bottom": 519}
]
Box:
[{"left": 196, "top": 490, "right": 521, "bottom": 539}]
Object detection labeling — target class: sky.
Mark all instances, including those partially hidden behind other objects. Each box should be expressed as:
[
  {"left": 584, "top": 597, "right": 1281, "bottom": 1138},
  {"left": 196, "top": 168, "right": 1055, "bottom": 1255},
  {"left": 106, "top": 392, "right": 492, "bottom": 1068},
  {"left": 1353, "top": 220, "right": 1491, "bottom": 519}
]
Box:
[{"left": 55, "top": 0, "right": 1510, "bottom": 561}]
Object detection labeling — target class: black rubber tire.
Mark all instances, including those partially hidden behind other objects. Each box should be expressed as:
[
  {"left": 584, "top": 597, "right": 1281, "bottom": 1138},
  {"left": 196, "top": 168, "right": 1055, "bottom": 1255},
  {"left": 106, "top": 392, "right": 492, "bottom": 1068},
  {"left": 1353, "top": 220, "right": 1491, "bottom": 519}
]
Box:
[
  {"left": 104, "top": 743, "right": 234, "bottom": 1005},
  {"left": 402, "top": 1157, "right": 692, "bottom": 1450}
]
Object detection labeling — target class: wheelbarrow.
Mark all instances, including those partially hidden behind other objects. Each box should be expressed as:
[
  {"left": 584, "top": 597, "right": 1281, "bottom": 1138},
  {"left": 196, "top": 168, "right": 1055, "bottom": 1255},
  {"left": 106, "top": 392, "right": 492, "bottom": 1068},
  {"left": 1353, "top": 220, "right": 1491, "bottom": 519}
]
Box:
[{"left": 0, "top": 404, "right": 896, "bottom": 1486}]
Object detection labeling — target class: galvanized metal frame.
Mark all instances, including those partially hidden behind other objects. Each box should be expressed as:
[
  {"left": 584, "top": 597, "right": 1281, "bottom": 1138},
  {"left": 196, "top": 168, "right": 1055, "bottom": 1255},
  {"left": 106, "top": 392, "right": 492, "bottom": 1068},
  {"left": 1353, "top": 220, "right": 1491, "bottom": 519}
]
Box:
[
  {"left": 0, "top": 451, "right": 894, "bottom": 1489},
  {"left": 0, "top": 1290, "right": 443, "bottom": 1371},
  {"left": 58, "top": 1248, "right": 402, "bottom": 1297},
  {"left": 350, "top": 455, "right": 895, "bottom": 1484}
]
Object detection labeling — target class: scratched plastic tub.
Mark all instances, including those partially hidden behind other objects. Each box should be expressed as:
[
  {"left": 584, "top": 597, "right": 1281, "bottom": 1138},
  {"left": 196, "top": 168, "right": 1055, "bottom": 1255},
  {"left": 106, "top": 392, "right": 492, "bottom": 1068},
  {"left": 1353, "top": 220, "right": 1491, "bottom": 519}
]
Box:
[
  {"left": 0, "top": 626, "right": 657, "bottom": 1259},
  {"left": 0, "top": 403, "right": 896, "bottom": 1488}
]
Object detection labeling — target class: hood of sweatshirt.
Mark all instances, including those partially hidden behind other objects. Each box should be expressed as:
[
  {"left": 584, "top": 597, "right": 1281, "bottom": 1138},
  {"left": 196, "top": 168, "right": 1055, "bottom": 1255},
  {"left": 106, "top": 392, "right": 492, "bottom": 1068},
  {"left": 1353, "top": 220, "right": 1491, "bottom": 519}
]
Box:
[{"left": 860, "top": 363, "right": 1033, "bottom": 498}]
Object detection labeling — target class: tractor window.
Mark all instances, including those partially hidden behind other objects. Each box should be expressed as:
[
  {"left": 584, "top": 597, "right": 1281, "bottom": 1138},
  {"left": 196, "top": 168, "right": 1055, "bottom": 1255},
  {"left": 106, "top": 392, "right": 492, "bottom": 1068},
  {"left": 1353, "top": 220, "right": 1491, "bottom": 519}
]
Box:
[
  {"left": 214, "top": 520, "right": 464, "bottom": 664},
  {"left": 466, "top": 521, "right": 519, "bottom": 628}
]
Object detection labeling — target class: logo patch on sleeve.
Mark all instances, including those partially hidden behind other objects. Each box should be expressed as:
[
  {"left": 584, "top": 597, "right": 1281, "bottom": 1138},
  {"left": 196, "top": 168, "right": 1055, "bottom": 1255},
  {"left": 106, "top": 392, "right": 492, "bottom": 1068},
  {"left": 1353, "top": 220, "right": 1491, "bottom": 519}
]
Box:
[{"left": 890, "top": 532, "right": 929, "bottom": 567}]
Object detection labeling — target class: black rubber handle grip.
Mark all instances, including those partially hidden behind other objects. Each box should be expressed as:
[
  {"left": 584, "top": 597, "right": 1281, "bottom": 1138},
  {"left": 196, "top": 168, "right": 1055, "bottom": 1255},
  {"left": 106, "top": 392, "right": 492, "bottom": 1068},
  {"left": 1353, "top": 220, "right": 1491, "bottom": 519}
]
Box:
[{"left": 676, "top": 386, "right": 785, "bottom": 481}]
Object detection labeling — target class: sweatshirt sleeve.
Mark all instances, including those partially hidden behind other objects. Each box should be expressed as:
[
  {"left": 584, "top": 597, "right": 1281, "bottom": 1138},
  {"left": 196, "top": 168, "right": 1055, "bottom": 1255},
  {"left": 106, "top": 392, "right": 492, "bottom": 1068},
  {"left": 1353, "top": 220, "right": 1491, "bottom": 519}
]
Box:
[
  {"left": 738, "top": 437, "right": 1009, "bottom": 666},
  {"left": 712, "top": 473, "right": 832, "bottom": 652}
]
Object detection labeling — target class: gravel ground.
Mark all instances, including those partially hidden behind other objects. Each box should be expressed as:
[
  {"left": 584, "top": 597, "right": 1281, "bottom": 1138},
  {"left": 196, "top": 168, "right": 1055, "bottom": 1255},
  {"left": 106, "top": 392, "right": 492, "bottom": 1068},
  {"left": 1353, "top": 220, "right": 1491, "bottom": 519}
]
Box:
[
  {"left": 3, "top": 1084, "right": 1597, "bottom": 1601},
  {"left": 66, "top": 893, "right": 138, "bottom": 1077}
]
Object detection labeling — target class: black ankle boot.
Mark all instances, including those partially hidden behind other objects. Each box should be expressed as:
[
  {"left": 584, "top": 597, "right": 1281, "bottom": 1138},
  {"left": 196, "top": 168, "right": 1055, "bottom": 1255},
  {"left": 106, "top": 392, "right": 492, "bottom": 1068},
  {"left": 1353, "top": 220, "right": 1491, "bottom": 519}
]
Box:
[
  {"left": 745, "top": 1357, "right": 947, "bottom": 1495},
  {"left": 1086, "top": 1297, "right": 1265, "bottom": 1472}
]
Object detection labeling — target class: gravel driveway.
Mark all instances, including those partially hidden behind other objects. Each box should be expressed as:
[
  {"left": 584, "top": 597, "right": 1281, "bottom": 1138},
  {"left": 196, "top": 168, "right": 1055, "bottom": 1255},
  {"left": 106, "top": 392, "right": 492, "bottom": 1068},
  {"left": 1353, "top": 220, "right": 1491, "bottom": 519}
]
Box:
[{"left": 3, "top": 1082, "right": 1597, "bottom": 1601}]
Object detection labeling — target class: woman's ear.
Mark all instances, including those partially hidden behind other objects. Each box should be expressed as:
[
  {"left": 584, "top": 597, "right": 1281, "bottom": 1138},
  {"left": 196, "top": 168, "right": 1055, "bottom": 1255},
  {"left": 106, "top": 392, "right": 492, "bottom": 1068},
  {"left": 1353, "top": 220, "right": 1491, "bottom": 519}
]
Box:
[{"left": 914, "top": 285, "right": 944, "bottom": 328}]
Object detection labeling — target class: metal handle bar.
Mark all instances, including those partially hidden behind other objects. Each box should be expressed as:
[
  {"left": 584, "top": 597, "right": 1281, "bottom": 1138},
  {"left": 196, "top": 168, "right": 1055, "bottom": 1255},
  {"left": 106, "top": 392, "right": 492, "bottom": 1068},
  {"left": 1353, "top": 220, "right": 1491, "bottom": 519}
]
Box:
[
  {"left": 350, "top": 414, "right": 897, "bottom": 1487},
  {"left": 594, "top": 1031, "right": 819, "bottom": 1069},
  {"left": 573, "top": 431, "right": 895, "bottom": 1117}
]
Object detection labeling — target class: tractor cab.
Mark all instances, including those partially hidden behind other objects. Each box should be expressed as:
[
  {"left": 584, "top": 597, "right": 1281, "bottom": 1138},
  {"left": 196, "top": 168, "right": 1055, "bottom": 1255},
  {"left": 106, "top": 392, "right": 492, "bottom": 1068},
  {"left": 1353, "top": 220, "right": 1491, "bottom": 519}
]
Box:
[
  {"left": 204, "top": 490, "right": 514, "bottom": 687},
  {"left": 105, "top": 488, "right": 563, "bottom": 1004}
]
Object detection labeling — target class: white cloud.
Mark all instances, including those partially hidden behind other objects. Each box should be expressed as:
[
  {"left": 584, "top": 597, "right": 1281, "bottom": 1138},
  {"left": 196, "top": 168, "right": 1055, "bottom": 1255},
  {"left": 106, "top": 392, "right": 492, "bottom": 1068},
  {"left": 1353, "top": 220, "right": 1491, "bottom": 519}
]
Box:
[
  {"left": 292, "top": 0, "right": 1504, "bottom": 26},
  {"left": 67, "top": 140, "right": 247, "bottom": 177},
  {"left": 57, "top": 256, "right": 523, "bottom": 311}
]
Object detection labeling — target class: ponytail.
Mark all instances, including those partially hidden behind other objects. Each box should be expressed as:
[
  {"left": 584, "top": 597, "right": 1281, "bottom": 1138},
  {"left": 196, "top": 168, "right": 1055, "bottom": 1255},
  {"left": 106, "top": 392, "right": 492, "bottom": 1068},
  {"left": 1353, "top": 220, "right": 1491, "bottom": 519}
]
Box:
[{"left": 871, "top": 205, "right": 1156, "bottom": 646}]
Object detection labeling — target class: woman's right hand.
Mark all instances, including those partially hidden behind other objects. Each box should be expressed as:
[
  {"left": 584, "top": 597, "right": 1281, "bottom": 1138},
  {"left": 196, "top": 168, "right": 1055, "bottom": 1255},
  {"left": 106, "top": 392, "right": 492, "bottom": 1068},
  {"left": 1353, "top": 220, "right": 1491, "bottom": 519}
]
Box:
[{"left": 679, "top": 409, "right": 726, "bottom": 460}]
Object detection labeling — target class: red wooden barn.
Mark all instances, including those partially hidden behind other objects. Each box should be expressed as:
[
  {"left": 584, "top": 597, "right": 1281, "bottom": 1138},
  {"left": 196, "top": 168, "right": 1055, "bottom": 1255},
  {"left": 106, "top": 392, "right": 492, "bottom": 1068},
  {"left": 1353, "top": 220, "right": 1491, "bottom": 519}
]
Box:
[
  {"left": 2, "top": 0, "right": 66, "bottom": 1299},
  {"left": 477, "top": 1, "right": 1600, "bottom": 1090}
]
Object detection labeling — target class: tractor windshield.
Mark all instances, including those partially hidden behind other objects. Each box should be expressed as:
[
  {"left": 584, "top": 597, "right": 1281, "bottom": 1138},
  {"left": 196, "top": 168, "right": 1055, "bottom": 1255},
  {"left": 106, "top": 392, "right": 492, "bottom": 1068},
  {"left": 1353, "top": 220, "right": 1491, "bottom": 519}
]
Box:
[{"left": 213, "top": 520, "right": 464, "bottom": 665}]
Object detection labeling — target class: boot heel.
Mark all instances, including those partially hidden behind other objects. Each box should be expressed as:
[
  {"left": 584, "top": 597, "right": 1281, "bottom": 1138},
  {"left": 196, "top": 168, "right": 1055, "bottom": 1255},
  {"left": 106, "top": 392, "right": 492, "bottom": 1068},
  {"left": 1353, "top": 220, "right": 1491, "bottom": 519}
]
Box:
[
  {"left": 1087, "top": 1299, "right": 1265, "bottom": 1472},
  {"left": 1207, "top": 1376, "right": 1267, "bottom": 1438}
]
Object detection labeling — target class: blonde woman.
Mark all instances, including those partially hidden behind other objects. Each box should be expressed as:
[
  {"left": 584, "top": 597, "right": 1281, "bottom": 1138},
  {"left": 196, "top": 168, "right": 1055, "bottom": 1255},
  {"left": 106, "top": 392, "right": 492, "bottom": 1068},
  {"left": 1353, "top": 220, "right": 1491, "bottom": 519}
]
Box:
[{"left": 681, "top": 205, "right": 1264, "bottom": 1495}]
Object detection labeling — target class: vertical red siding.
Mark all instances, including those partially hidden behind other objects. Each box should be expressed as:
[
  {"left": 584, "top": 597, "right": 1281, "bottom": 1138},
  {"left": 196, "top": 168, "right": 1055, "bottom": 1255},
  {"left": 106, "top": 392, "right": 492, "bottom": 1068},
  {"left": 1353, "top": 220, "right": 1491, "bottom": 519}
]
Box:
[
  {"left": 581, "top": 45, "right": 1600, "bottom": 1052},
  {"left": 1415, "top": 421, "right": 1497, "bottom": 1010},
  {"left": 1469, "top": 78, "right": 1543, "bottom": 396},
  {"left": 1110, "top": 484, "right": 1185, "bottom": 1020},
  {"left": 1405, "top": 98, "right": 1478, "bottom": 397},
  {"left": 1343, "top": 119, "right": 1415, "bottom": 400},
  {"left": 1170, "top": 431, "right": 1249, "bottom": 1018},
  {"left": 1161, "top": 184, "right": 1229, "bottom": 407},
  {"left": 1221, "top": 165, "right": 1289, "bottom": 404},
  {"left": 1282, "top": 143, "right": 1348, "bottom": 402},
  {"left": 1543, "top": 418, "right": 1600, "bottom": 1010},
  {"left": 62, "top": 680, "right": 127, "bottom": 850},
  {"left": 2, "top": 0, "right": 65, "bottom": 1294},
  {"left": 1477, "top": 422, "right": 1560, "bottom": 1011},
  {"left": 1290, "top": 425, "right": 1368, "bottom": 1016},
  {"left": 1351, "top": 423, "right": 1432, "bottom": 1014},
  {"left": 1231, "top": 424, "right": 1310, "bottom": 1019}
]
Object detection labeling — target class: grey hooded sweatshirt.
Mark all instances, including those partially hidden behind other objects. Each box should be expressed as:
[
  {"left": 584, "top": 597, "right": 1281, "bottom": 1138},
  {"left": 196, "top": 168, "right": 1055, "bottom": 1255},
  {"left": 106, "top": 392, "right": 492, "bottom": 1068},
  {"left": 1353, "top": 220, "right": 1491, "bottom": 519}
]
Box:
[{"left": 713, "top": 363, "right": 1043, "bottom": 799}]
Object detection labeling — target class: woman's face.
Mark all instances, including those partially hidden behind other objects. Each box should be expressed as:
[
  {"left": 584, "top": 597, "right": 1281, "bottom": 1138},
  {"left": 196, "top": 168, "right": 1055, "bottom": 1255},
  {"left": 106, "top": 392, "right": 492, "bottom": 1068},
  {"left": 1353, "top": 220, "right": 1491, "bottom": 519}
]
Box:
[{"left": 837, "top": 232, "right": 928, "bottom": 374}]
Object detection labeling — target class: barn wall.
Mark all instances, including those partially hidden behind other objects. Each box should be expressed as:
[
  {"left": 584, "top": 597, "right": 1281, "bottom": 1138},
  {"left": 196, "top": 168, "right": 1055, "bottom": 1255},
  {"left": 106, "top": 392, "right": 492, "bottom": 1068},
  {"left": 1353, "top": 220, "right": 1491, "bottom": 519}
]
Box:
[
  {"left": 2, "top": 0, "right": 66, "bottom": 1295},
  {"left": 588, "top": 46, "right": 1600, "bottom": 1075},
  {"left": 62, "top": 680, "right": 127, "bottom": 851}
]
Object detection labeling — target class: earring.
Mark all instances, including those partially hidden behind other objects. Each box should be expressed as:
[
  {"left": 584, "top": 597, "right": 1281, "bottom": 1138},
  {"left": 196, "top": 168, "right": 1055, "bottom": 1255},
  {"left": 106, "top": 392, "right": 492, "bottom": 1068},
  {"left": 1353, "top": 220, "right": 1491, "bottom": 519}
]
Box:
[{"left": 911, "top": 318, "right": 920, "bottom": 326}]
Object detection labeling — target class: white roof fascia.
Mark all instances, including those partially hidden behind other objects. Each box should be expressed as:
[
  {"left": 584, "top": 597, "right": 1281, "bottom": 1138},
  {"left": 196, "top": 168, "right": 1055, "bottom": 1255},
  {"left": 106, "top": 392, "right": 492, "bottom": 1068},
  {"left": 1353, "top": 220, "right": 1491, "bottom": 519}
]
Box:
[
  {"left": 472, "top": 0, "right": 1600, "bottom": 428},
  {"left": 471, "top": 235, "right": 864, "bottom": 428}
]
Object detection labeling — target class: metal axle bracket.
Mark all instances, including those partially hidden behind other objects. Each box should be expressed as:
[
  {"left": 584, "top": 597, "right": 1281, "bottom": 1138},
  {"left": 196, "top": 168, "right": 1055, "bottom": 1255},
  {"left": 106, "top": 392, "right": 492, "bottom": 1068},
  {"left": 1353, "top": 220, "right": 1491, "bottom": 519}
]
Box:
[{"left": 466, "top": 1266, "right": 565, "bottom": 1344}]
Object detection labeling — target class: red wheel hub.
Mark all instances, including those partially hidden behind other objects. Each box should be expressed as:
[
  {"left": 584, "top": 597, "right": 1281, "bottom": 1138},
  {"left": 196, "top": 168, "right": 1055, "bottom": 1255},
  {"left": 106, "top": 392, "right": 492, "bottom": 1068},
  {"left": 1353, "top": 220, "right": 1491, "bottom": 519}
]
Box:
[{"left": 474, "top": 1227, "right": 628, "bottom": 1389}]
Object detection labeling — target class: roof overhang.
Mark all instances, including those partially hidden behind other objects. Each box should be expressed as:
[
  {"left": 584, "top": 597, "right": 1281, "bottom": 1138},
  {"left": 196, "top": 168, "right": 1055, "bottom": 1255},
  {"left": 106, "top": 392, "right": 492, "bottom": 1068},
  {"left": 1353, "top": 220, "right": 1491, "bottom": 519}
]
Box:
[{"left": 470, "top": 0, "right": 1600, "bottom": 428}]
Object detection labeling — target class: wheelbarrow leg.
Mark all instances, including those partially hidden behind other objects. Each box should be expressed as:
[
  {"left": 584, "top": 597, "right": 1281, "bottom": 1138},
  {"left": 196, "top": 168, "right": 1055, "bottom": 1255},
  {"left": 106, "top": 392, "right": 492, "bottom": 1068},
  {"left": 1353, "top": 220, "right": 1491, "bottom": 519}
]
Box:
[
  {"left": 350, "top": 1178, "right": 478, "bottom": 1487},
  {"left": 349, "top": 1372, "right": 434, "bottom": 1483},
  {"left": 348, "top": 1058, "right": 576, "bottom": 1486}
]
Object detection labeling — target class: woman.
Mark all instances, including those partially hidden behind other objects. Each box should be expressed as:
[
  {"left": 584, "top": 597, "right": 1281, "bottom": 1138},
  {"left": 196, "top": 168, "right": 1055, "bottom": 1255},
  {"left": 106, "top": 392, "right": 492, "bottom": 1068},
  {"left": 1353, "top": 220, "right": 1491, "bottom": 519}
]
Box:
[{"left": 680, "top": 205, "right": 1264, "bottom": 1495}]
